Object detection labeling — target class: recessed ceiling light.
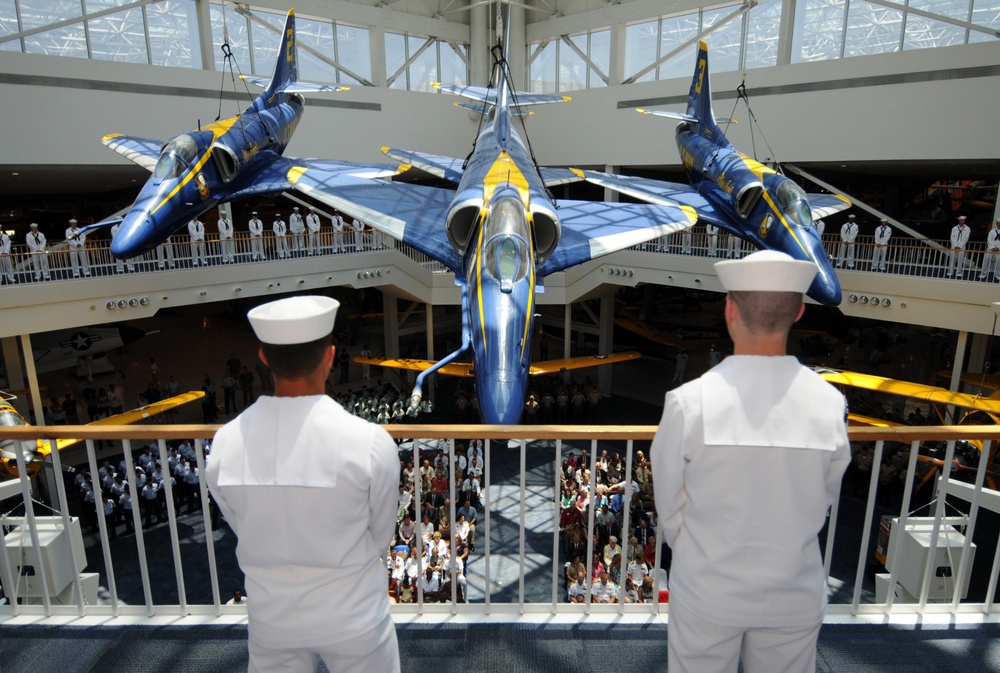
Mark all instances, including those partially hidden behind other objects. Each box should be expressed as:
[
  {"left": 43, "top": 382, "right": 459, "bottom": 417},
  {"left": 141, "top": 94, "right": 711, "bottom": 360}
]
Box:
[{"left": 11, "top": 172, "right": 18, "bottom": 176}]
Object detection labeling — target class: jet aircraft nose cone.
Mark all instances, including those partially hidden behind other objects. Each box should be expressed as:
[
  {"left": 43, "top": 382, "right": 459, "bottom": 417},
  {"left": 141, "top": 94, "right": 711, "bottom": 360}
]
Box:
[
  {"left": 111, "top": 213, "right": 156, "bottom": 259},
  {"left": 809, "top": 264, "right": 842, "bottom": 306}
]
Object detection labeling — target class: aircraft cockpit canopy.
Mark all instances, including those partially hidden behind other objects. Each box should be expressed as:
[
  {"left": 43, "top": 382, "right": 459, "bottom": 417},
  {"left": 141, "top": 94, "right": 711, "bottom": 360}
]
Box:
[
  {"left": 484, "top": 195, "right": 530, "bottom": 293},
  {"left": 153, "top": 134, "right": 201, "bottom": 181},
  {"left": 774, "top": 180, "right": 813, "bottom": 228}
]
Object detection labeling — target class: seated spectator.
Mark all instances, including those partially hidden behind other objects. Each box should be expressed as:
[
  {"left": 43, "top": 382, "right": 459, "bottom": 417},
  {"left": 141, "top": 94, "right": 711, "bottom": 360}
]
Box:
[
  {"left": 592, "top": 572, "right": 618, "bottom": 604},
  {"left": 623, "top": 577, "right": 639, "bottom": 604},
  {"left": 398, "top": 514, "right": 416, "bottom": 546},
  {"left": 640, "top": 575, "right": 655, "bottom": 603},
  {"left": 568, "top": 571, "right": 588, "bottom": 603},
  {"left": 420, "top": 567, "right": 440, "bottom": 603},
  {"left": 398, "top": 575, "right": 415, "bottom": 604},
  {"left": 566, "top": 554, "right": 586, "bottom": 587}
]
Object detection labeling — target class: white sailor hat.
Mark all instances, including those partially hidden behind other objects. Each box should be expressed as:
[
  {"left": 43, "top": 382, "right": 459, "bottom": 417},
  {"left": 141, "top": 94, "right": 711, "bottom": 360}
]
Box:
[
  {"left": 69, "top": 218, "right": 78, "bottom": 224},
  {"left": 29, "top": 222, "right": 38, "bottom": 228},
  {"left": 879, "top": 218, "right": 888, "bottom": 223},
  {"left": 252, "top": 211, "right": 258, "bottom": 215},
  {"left": 714, "top": 250, "right": 817, "bottom": 294},
  {"left": 293, "top": 206, "right": 299, "bottom": 210},
  {"left": 248, "top": 295, "right": 340, "bottom": 345},
  {"left": 848, "top": 214, "right": 856, "bottom": 219},
  {"left": 958, "top": 215, "right": 967, "bottom": 221}
]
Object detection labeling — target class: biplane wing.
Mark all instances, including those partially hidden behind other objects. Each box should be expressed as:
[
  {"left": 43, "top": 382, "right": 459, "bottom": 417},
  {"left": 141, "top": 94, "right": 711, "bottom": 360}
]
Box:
[
  {"left": 0, "top": 391, "right": 205, "bottom": 479},
  {"left": 354, "top": 352, "right": 642, "bottom": 379}
]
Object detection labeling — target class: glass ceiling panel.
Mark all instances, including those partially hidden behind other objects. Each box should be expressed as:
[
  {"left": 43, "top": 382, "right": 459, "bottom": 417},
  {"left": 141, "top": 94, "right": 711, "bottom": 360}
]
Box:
[
  {"left": 903, "top": 13, "right": 967, "bottom": 48},
  {"left": 656, "top": 12, "right": 698, "bottom": 80},
  {"left": 792, "top": 0, "right": 847, "bottom": 62},
  {"left": 384, "top": 31, "right": 406, "bottom": 89},
  {"left": 968, "top": 0, "right": 1000, "bottom": 40},
  {"left": 588, "top": 29, "right": 610, "bottom": 87},
  {"left": 439, "top": 41, "right": 467, "bottom": 87},
  {"left": 18, "top": 0, "right": 81, "bottom": 31},
  {"left": 296, "top": 16, "right": 337, "bottom": 84},
  {"left": 624, "top": 19, "right": 658, "bottom": 83},
  {"left": 24, "top": 24, "right": 88, "bottom": 57},
  {"left": 210, "top": 3, "right": 250, "bottom": 73},
  {"left": 908, "top": 0, "right": 972, "bottom": 20},
  {"left": 85, "top": 0, "right": 135, "bottom": 10},
  {"left": 844, "top": 0, "right": 903, "bottom": 55},
  {"left": 559, "top": 35, "right": 587, "bottom": 92},
  {"left": 702, "top": 5, "right": 743, "bottom": 73},
  {"left": 406, "top": 37, "right": 437, "bottom": 93},
  {"left": 745, "top": 0, "right": 783, "bottom": 69},
  {"left": 89, "top": 8, "right": 147, "bottom": 63},
  {"left": 529, "top": 40, "right": 556, "bottom": 93},
  {"left": 336, "top": 23, "right": 371, "bottom": 85},
  {"left": 147, "top": 0, "right": 200, "bottom": 68},
  {"left": 0, "top": 0, "right": 18, "bottom": 39},
  {"left": 249, "top": 9, "right": 283, "bottom": 76}
]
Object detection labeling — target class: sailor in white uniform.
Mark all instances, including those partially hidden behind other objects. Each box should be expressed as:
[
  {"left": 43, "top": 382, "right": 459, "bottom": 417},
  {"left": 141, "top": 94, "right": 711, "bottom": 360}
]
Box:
[
  {"left": 218, "top": 210, "right": 235, "bottom": 263},
  {"left": 651, "top": 250, "right": 850, "bottom": 673},
  {"left": 206, "top": 295, "right": 400, "bottom": 673},
  {"left": 837, "top": 214, "right": 858, "bottom": 268},
  {"left": 706, "top": 224, "right": 719, "bottom": 257},
  {"left": 305, "top": 206, "right": 322, "bottom": 256},
  {"left": 289, "top": 206, "right": 305, "bottom": 255},
  {"left": 25, "top": 223, "right": 50, "bottom": 280},
  {"left": 0, "top": 228, "right": 15, "bottom": 283},
  {"left": 981, "top": 218, "right": 1000, "bottom": 281},
  {"left": 352, "top": 218, "right": 365, "bottom": 252},
  {"left": 248, "top": 212, "right": 264, "bottom": 261},
  {"left": 947, "top": 215, "right": 971, "bottom": 278},
  {"left": 272, "top": 214, "right": 288, "bottom": 259},
  {"left": 188, "top": 217, "right": 207, "bottom": 266},
  {"left": 871, "top": 218, "right": 892, "bottom": 272},
  {"left": 66, "top": 219, "right": 90, "bottom": 277}
]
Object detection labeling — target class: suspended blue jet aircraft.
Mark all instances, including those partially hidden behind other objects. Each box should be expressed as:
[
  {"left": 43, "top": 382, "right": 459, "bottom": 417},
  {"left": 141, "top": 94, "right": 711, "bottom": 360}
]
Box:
[
  {"left": 575, "top": 41, "right": 850, "bottom": 306},
  {"left": 98, "top": 9, "right": 393, "bottom": 258},
  {"left": 289, "top": 40, "right": 697, "bottom": 424}
]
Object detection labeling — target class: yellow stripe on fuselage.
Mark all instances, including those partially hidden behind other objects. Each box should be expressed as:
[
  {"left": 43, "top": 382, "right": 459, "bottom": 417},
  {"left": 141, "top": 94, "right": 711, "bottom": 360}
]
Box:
[
  {"left": 483, "top": 151, "right": 530, "bottom": 204},
  {"left": 475, "top": 213, "right": 487, "bottom": 350},
  {"left": 739, "top": 153, "right": 809, "bottom": 256},
  {"left": 149, "top": 116, "right": 241, "bottom": 217}
]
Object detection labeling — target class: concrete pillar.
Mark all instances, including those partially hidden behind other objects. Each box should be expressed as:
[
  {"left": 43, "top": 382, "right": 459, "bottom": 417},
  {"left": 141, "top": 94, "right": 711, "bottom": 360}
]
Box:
[
  {"left": 19, "top": 334, "right": 44, "bottom": 426},
  {"left": 195, "top": 0, "right": 215, "bottom": 71},
  {"left": 597, "top": 292, "right": 615, "bottom": 396},
  {"left": 507, "top": 4, "right": 526, "bottom": 89},
  {"left": 471, "top": 3, "right": 490, "bottom": 86},
  {"left": 946, "top": 330, "right": 969, "bottom": 424},
  {"left": 608, "top": 21, "right": 626, "bottom": 86},
  {"left": 563, "top": 303, "right": 572, "bottom": 385},
  {"left": 382, "top": 291, "right": 402, "bottom": 390},
  {"left": 370, "top": 26, "right": 387, "bottom": 88},
  {"left": 1, "top": 336, "right": 28, "bottom": 417}
]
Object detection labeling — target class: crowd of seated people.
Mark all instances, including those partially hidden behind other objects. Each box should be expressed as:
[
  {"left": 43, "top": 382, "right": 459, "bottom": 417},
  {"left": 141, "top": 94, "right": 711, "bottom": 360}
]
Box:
[
  {"left": 386, "top": 439, "right": 486, "bottom": 603},
  {"left": 559, "top": 446, "right": 662, "bottom": 603}
]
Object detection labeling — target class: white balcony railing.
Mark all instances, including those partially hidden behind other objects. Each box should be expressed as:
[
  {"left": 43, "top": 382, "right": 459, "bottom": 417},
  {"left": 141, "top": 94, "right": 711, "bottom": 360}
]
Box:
[{"left": 0, "top": 424, "right": 998, "bottom": 621}]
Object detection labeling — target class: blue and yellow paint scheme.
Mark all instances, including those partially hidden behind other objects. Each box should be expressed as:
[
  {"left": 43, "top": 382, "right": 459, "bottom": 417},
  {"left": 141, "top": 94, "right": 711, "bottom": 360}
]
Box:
[
  {"left": 577, "top": 41, "right": 850, "bottom": 306},
  {"left": 289, "top": 44, "right": 696, "bottom": 424},
  {"left": 100, "top": 9, "right": 393, "bottom": 258}
]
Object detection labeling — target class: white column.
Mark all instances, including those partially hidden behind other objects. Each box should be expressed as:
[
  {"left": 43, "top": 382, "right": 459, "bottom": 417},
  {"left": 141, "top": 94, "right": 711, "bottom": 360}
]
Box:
[
  {"left": 471, "top": 3, "right": 490, "bottom": 86},
  {"left": 597, "top": 292, "right": 614, "bottom": 396},
  {"left": 1, "top": 336, "right": 28, "bottom": 417},
  {"left": 195, "top": 0, "right": 215, "bottom": 71},
  {"left": 507, "top": 4, "right": 526, "bottom": 89},
  {"left": 19, "top": 334, "right": 45, "bottom": 426},
  {"left": 946, "top": 330, "right": 969, "bottom": 424}
]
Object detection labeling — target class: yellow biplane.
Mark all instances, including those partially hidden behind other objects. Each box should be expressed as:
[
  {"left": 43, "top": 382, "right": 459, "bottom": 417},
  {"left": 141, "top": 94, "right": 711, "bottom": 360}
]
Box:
[
  {"left": 353, "top": 351, "right": 642, "bottom": 380},
  {"left": 816, "top": 367, "right": 999, "bottom": 489},
  {"left": 0, "top": 390, "right": 205, "bottom": 480}
]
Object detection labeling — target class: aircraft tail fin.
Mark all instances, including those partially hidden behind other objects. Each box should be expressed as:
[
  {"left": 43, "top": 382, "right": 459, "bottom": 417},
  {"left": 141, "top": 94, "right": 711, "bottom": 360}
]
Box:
[
  {"left": 686, "top": 41, "right": 727, "bottom": 145},
  {"left": 262, "top": 10, "right": 298, "bottom": 101}
]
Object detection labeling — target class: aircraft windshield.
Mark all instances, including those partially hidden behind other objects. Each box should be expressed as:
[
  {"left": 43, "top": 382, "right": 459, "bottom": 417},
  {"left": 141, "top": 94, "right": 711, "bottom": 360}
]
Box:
[
  {"left": 153, "top": 134, "right": 200, "bottom": 181},
  {"left": 0, "top": 408, "right": 26, "bottom": 427},
  {"left": 775, "top": 180, "right": 813, "bottom": 228},
  {"left": 483, "top": 196, "right": 530, "bottom": 291}
]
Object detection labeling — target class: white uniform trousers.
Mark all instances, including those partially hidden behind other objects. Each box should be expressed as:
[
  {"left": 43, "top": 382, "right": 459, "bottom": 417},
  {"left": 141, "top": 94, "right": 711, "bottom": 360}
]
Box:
[
  {"left": 30, "top": 252, "right": 50, "bottom": 279},
  {"left": 156, "top": 242, "right": 175, "bottom": 268},
  {"left": 707, "top": 233, "right": 718, "bottom": 257},
  {"left": 274, "top": 235, "right": 288, "bottom": 258},
  {"left": 250, "top": 235, "right": 264, "bottom": 260},
  {"left": 220, "top": 237, "right": 235, "bottom": 263},
  {"left": 726, "top": 235, "right": 740, "bottom": 259},
  {"left": 871, "top": 245, "right": 888, "bottom": 271},
  {"left": 981, "top": 251, "right": 999, "bottom": 279},
  {"left": 837, "top": 242, "right": 855, "bottom": 268},
  {"left": 307, "top": 232, "right": 320, "bottom": 255},
  {"left": 947, "top": 249, "right": 966, "bottom": 277},
  {"left": 0, "top": 254, "right": 14, "bottom": 281},
  {"left": 190, "top": 240, "right": 207, "bottom": 266},
  {"left": 69, "top": 249, "right": 90, "bottom": 277},
  {"left": 668, "top": 600, "right": 821, "bottom": 673},
  {"left": 247, "top": 613, "right": 399, "bottom": 673}
]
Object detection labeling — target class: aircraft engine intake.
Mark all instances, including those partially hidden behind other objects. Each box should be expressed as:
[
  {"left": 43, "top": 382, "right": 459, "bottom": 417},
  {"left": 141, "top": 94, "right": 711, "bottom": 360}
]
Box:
[
  {"left": 446, "top": 192, "right": 485, "bottom": 255},
  {"left": 734, "top": 182, "right": 764, "bottom": 219},
  {"left": 211, "top": 144, "right": 242, "bottom": 184},
  {"left": 529, "top": 203, "right": 560, "bottom": 262}
]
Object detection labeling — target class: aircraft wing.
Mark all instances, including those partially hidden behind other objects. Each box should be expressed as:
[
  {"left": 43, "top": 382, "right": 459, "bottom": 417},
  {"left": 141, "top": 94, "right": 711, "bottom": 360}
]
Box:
[
  {"left": 817, "top": 368, "right": 1000, "bottom": 415},
  {"left": 435, "top": 83, "right": 569, "bottom": 107},
  {"left": 574, "top": 169, "right": 727, "bottom": 228},
  {"left": 938, "top": 370, "right": 1000, "bottom": 396},
  {"left": 240, "top": 75, "right": 348, "bottom": 93},
  {"left": 528, "top": 351, "right": 641, "bottom": 375},
  {"left": 101, "top": 134, "right": 163, "bottom": 172},
  {"left": 538, "top": 200, "right": 698, "bottom": 276},
  {"left": 808, "top": 193, "right": 852, "bottom": 219},
  {"left": 382, "top": 147, "right": 464, "bottom": 184},
  {"left": 614, "top": 318, "right": 688, "bottom": 349},
  {"left": 287, "top": 166, "right": 463, "bottom": 271},
  {"left": 354, "top": 355, "right": 474, "bottom": 378},
  {"left": 226, "top": 158, "right": 401, "bottom": 201},
  {"left": 50, "top": 390, "right": 207, "bottom": 453},
  {"left": 540, "top": 168, "right": 584, "bottom": 187}
]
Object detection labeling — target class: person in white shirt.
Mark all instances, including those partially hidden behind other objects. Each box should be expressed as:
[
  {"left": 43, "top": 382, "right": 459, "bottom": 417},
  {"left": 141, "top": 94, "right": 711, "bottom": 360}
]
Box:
[
  {"left": 305, "top": 206, "right": 322, "bottom": 256},
  {"left": 592, "top": 572, "right": 618, "bottom": 603},
  {"left": 217, "top": 210, "right": 235, "bottom": 263},
  {"left": 0, "top": 229, "right": 15, "bottom": 284},
  {"left": 205, "top": 295, "right": 400, "bottom": 673},
  {"left": 947, "top": 215, "right": 971, "bottom": 278},
  {"left": 109, "top": 222, "right": 135, "bottom": 273},
  {"left": 871, "top": 218, "right": 892, "bottom": 272},
  {"left": 65, "top": 218, "right": 91, "bottom": 277},
  {"left": 248, "top": 212, "right": 265, "bottom": 261},
  {"left": 705, "top": 223, "right": 719, "bottom": 257},
  {"left": 980, "top": 218, "right": 1000, "bottom": 281},
  {"left": 332, "top": 213, "right": 346, "bottom": 253},
  {"left": 352, "top": 218, "right": 365, "bottom": 252},
  {"left": 568, "top": 571, "right": 589, "bottom": 603},
  {"left": 837, "top": 214, "right": 858, "bottom": 269},
  {"left": 25, "top": 223, "right": 50, "bottom": 280},
  {"left": 289, "top": 206, "right": 305, "bottom": 255},
  {"left": 188, "top": 217, "right": 207, "bottom": 266},
  {"left": 272, "top": 214, "right": 288, "bottom": 259},
  {"left": 226, "top": 589, "right": 248, "bottom": 605}
]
